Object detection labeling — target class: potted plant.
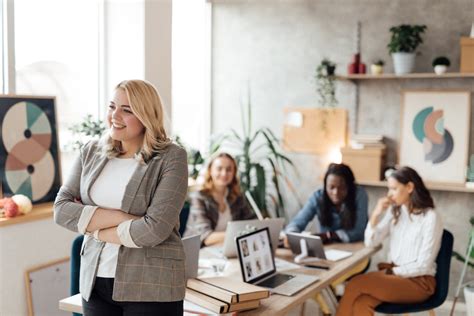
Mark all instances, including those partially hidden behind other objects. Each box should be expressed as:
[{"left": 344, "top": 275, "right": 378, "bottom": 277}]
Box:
[
  {"left": 212, "top": 97, "right": 302, "bottom": 219},
  {"left": 68, "top": 114, "right": 106, "bottom": 151},
  {"left": 432, "top": 56, "right": 451, "bottom": 75},
  {"left": 370, "top": 59, "right": 385, "bottom": 75},
  {"left": 315, "top": 58, "right": 337, "bottom": 108},
  {"left": 387, "top": 24, "right": 427, "bottom": 74}
]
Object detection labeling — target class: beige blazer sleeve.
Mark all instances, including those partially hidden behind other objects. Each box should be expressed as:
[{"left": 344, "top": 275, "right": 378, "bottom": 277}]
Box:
[
  {"left": 128, "top": 146, "right": 188, "bottom": 247},
  {"left": 53, "top": 146, "right": 90, "bottom": 232}
]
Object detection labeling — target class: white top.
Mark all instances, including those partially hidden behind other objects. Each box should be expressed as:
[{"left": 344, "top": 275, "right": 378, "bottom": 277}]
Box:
[
  {"left": 214, "top": 203, "right": 232, "bottom": 232},
  {"left": 79, "top": 157, "right": 139, "bottom": 278},
  {"left": 364, "top": 205, "right": 443, "bottom": 278}
]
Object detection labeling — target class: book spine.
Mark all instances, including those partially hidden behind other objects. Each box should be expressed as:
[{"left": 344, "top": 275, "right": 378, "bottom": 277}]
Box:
[
  {"left": 185, "top": 289, "right": 228, "bottom": 313},
  {"left": 187, "top": 279, "right": 236, "bottom": 303}
]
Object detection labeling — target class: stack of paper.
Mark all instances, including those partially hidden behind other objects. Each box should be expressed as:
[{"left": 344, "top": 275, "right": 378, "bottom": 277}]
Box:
[{"left": 350, "top": 134, "right": 385, "bottom": 149}]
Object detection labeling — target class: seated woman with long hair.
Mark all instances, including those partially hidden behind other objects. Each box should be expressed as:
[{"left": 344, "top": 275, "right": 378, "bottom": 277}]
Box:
[
  {"left": 286, "top": 163, "right": 368, "bottom": 244},
  {"left": 336, "top": 166, "right": 443, "bottom": 316},
  {"left": 184, "top": 153, "right": 256, "bottom": 245}
]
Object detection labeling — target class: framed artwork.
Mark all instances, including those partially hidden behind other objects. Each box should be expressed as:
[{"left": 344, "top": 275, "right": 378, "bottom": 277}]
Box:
[
  {"left": 0, "top": 95, "right": 61, "bottom": 203},
  {"left": 400, "top": 90, "right": 471, "bottom": 184}
]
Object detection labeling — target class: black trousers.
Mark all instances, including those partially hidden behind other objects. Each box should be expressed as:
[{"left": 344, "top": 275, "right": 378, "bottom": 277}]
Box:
[{"left": 82, "top": 277, "right": 183, "bottom": 316}]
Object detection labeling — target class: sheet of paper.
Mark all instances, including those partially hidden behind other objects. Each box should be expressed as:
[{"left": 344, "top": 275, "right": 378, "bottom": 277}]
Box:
[
  {"left": 325, "top": 249, "right": 352, "bottom": 261},
  {"left": 284, "top": 111, "right": 303, "bottom": 127}
]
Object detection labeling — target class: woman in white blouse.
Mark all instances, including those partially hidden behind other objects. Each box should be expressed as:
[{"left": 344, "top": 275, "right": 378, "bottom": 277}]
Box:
[{"left": 336, "top": 166, "right": 443, "bottom": 316}]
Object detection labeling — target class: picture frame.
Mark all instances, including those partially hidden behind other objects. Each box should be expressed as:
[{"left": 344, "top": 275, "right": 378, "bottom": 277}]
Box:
[
  {"left": 25, "top": 257, "right": 70, "bottom": 316},
  {"left": 400, "top": 90, "right": 471, "bottom": 184},
  {"left": 0, "top": 95, "right": 61, "bottom": 203}
]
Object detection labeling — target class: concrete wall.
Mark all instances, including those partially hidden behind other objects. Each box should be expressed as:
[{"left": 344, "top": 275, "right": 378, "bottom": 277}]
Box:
[{"left": 211, "top": 0, "right": 474, "bottom": 300}]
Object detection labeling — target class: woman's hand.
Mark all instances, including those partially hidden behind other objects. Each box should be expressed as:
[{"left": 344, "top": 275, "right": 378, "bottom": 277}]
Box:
[
  {"left": 283, "top": 235, "right": 290, "bottom": 248},
  {"left": 370, "top": 197, "right": 391, "bottom": 227},
  {"left": 374, "top": 197, "right": 391, "bottom": 216}
]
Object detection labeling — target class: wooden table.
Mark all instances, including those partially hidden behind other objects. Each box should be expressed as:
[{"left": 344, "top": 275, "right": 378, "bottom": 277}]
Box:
[
  {"left": 59, "top": 242, "right": 381, "bottom": 315},
  {"left": 240, "top": 243, "right": 381, "bottom": 316}
]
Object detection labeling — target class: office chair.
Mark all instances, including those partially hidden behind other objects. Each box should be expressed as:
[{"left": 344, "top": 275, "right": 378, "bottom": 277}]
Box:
[
  {"left": 179, "top": 201, "right": 190, "bottom": 236},
  {"left": 70, "top": 234, "right": 84, "bottom": 316},
  {"left": 375, "top": 229, "right": 454, "bottom": 315}
]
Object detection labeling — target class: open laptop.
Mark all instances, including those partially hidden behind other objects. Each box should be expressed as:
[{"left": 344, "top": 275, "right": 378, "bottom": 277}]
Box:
[
  {"left": 236, "top": 227, "right": 319, "bottom": 296},
  {"left": 223, "top": 218, "right": 284, "bottom": 258},
  {"left": 286, "top": 232, "right": 352, "bottom": 261},
  {"left": 182, "top": 234, "right": 201, "bottom": 278}
]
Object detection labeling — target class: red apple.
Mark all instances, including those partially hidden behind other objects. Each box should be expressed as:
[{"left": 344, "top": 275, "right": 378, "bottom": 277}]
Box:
[{"left": 4, "top": 198, "right": 19, "bottom": 218}]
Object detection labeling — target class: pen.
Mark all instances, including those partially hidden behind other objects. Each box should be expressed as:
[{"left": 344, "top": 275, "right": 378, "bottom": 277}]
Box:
[{"left": 303, "top": 264, "right": 330, "bottom": 270}]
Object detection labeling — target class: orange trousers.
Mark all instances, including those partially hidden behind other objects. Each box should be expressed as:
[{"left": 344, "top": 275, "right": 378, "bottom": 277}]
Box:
[{"left": 335, "top": 270, "right": 436, "bottom": 316}]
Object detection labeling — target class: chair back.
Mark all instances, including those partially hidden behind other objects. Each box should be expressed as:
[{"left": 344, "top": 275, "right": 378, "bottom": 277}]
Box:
[
  {"left": 375, "top": 229, "right": 454, "bottom": 314},
  {"left": 431, "top": 229, "right": 454, "bottom": 304},
  {"left": 70, "top": 234, "right": 84, "bottom": 316},
  {"left": 179, "top": 201, "right": 190, "bottom": 236}
]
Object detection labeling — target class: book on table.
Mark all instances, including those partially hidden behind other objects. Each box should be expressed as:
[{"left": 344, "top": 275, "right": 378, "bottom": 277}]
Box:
[
  {"left": 185, "top": 288, "right": 261, "bottom": 314},
  {"left": 187, "top": 277, "right": 270, "bottom": 304}
]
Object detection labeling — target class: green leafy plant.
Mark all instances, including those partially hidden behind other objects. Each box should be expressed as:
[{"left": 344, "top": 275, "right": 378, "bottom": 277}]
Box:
[
  {"left": 432, "top": 56, "right": 451, "bottom": 67},
  {"left": 467, "top": 154, "right": 474, "bottom": 182},
  {"left": 68, "top": 114, "right": 106, "bottom": 151},
  {"left": 212, "top": 97, "right": 301, "bottom": 219},
  {"left": 387, "top": 24, "right": 427, "bottom": 54},
  {"left": 374, "top": 59, "right": 385, "bottom": 66},
  {"left": 452, "top": 216, "right": 474, "bottom": 269},
  {"left": 174, "top": 136, "right": 204, "bottom": 180},
  {"left": 315, "top": 58, "right": 337, "bottom": 108}
]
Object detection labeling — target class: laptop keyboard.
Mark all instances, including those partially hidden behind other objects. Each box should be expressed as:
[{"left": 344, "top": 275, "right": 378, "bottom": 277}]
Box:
[{"left": 258, "top": 273, "right": 295, "bottom": 288}]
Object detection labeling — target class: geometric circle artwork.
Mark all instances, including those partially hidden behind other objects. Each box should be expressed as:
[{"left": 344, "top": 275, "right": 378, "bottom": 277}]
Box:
[
  {"left": 412, "top": 106, "right": 454, "bottom": 164},
  {"left": 0, "top": 98, "right": 60, "bottom": 203}
]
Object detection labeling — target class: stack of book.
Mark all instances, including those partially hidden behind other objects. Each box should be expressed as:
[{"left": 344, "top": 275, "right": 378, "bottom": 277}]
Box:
[
  {"left": 349, "top": 134, "right": 385, "bottom": 149},
  {"left": 185, "top": 277, "right": 270, "bottom": 314}
]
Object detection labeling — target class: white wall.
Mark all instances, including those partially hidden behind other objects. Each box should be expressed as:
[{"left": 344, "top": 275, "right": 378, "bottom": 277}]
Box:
[{"left": 0, "top": 218, "right": 77, "bottom": 316}]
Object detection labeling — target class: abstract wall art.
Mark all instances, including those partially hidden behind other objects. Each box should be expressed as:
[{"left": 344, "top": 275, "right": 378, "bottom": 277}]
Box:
[
  {"left": 0, "top": 96, "right": 61, "bottom": 203},
  {"left": 400, "top": 90, "right": 471, "bottom": 184}
]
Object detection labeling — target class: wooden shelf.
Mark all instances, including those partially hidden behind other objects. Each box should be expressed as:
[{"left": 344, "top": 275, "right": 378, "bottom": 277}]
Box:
[
  {"left": 0, "top": 202, "right": 53, "bottom": 228},
  {"left": 358, "top": 180, "right": 474, "bottom": 193},
  {"left": 337, "top": 72, "right": 474, "bottom": 80}
]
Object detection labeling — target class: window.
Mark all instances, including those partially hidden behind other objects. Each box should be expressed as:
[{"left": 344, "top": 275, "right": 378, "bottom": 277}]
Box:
[
  {"left": 172, "top": 0, "right": 211, "bottom": 152},
  {"left": 14, "top": 0, "right": 102, "bottom": 151}
]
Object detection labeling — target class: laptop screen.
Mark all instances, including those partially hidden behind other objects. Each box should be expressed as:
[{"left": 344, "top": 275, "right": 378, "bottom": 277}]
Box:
[{"left": 236, "top": 227, "right": 276, "bottom": 283}]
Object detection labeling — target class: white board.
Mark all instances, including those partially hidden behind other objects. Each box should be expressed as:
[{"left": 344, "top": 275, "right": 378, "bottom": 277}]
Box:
[{"left": 25, "top": 258, "right": 70, "bottom": 316}]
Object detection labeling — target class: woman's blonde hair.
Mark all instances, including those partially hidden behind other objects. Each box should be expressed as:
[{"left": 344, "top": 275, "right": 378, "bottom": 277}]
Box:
[
  {"left": 102, "top": 79, "right": 171, "bottom": 162},
  {"left": 201, "top": 153, "right": 242, "bottom": 203}
]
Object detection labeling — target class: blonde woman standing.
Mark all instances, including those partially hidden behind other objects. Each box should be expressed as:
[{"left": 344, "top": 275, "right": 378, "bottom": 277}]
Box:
[{"left": 54, "top": 80, "right": 187, "bottom": 316}]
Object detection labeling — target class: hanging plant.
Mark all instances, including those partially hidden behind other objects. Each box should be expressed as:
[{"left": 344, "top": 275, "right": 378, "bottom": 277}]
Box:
[{"left": 315, "top": 58, "right": 338, "bottom": 108}]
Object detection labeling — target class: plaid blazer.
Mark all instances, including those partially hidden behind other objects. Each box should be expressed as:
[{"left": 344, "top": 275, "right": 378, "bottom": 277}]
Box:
[
  {"left": 184, "top": 191, "right": 256, "bottom": 242},
  {"left": 54, "top": 140, "right": 188, "bottom": 302}
]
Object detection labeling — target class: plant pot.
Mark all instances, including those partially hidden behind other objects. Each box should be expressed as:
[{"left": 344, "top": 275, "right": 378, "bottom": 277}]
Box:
[
  {"left": 326, "top": 65, "right": 336, "bottom": 76},
  {"left": 434, "top": 65, "right": 448, "bottom": 75},
  {"left": 392, "top": 52, "right": 416, "bottom": 74},
  {"left": 465, "top": 285, "right": 474, "bottom": 316},
  {"left": 370, "top": 64, "right": 384, "bottom": 75}
]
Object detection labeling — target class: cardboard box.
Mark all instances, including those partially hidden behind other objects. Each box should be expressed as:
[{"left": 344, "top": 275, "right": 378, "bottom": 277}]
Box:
[
  {"left": 341, "top": 147, "right": 386, "bottom": 182},
  {"left": 460, "top": 37, "right": 474, "bottom": 73}
]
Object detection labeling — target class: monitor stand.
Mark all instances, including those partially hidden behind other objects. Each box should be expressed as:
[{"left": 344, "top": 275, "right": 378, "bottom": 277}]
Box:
[{"left": 294, "top": 239, "right": 322, "bottom": 264}]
